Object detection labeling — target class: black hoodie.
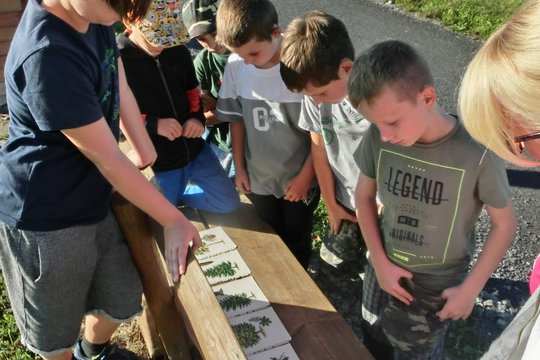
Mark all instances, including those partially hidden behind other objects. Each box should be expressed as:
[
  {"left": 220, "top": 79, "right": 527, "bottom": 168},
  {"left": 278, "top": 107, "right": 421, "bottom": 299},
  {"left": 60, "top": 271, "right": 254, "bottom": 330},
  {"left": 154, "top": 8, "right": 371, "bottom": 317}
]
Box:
[{"left": 117, "top": 32, "right": 205, "bottom": 172}]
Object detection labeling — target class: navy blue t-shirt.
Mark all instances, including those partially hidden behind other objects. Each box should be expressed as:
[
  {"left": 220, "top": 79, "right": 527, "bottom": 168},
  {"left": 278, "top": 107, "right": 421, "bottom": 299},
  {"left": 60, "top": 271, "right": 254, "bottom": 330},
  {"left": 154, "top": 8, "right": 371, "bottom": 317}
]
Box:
[{"left": 0, "top": 0, "right": 120, "bottom": 230}]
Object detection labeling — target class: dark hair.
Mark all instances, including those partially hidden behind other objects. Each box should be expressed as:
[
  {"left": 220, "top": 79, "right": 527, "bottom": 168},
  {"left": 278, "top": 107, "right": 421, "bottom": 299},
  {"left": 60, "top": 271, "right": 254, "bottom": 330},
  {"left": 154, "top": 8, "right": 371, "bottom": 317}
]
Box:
[
  {"left": 280, "top": 10, "right": 354, "bottom": 92},
  {"left": 216, "top": 0, "right": 278, "bottom": 47},
  {"left": 107, "top": 0, "right": 153, "bottom": 22},
  {"left": 348, "top": 40, "right": 434, "bottom": 108}
]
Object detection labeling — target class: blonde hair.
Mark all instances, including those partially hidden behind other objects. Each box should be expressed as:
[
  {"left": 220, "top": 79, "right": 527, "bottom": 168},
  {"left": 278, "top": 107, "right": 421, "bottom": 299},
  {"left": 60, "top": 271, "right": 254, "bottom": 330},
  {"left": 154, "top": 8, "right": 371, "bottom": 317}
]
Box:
[{"left": 458, "top": 0, "right": 540, "bottom": 166}]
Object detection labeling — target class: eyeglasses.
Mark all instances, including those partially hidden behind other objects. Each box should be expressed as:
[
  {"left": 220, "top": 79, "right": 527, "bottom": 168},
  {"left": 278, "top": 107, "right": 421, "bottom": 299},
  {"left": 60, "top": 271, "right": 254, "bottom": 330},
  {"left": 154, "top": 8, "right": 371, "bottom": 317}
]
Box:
[{"left": 514, "top": 131, "right": 540, "bottom": 154}]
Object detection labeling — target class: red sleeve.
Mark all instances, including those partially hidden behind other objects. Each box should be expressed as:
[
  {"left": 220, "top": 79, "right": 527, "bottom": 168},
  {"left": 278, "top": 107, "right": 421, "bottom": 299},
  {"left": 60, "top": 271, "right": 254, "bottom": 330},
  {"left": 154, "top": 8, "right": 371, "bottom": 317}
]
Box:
[{"left": 186, "top": 87, "right": 200, "bottom": 114}]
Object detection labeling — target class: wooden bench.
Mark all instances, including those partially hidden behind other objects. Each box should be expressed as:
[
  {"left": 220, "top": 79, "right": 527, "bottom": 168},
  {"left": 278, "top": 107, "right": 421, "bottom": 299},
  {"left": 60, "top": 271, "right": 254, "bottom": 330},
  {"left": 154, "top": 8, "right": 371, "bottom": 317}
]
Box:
[
  {"left": 188, "top": 200, "right": 374, "bottom": 359},
  {"left": 114, "top": 141, "right": 373, "bottom": 359}
]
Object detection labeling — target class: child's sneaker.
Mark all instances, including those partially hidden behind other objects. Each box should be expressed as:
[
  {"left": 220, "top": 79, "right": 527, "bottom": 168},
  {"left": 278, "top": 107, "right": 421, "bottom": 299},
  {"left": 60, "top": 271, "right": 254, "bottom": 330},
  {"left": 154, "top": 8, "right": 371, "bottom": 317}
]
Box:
[{"left": 73, "top": 339, "right": 139, "bottom": 360}]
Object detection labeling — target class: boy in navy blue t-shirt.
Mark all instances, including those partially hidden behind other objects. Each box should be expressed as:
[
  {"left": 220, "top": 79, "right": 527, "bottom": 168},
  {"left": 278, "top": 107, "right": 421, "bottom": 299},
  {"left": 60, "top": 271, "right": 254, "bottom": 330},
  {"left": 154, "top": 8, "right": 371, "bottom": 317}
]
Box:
[{"left": 0, "top": 0, "right": 201, "bottom": 359}]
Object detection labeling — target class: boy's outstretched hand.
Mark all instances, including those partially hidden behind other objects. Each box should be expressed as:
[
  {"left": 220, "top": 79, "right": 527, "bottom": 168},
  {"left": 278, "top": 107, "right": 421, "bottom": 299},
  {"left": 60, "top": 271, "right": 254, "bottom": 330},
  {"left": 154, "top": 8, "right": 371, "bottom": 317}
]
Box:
[
  {"left": 374, "top": 259, "right": 414, "bottom": 305},
  {"left": 436, "top": 284, "right": 476, "bottom": 320},
  {"left": 164, "top": 216, "right": 202, "bottom": 282}
]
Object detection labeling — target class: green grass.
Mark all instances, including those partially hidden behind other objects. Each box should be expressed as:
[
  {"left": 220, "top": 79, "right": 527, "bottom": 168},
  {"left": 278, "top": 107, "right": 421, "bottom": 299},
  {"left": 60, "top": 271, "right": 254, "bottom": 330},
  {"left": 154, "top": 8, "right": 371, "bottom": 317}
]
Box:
[
  {"left": 311, "top": 198, "right": 328, "bottom": 251},
  {"left": 0, "top": 274, "right": 38, "bottom": 360},
  {"left": 390, "top": 0, "right": 526, "bottom": 40}
]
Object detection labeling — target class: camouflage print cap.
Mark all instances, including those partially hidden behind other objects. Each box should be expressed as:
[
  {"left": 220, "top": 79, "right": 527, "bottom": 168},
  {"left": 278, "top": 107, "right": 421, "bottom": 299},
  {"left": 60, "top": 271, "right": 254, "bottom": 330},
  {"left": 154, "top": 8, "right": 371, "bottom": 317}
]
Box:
[{"left": 182, "top": 0, "right": 220, "bottom": 38}]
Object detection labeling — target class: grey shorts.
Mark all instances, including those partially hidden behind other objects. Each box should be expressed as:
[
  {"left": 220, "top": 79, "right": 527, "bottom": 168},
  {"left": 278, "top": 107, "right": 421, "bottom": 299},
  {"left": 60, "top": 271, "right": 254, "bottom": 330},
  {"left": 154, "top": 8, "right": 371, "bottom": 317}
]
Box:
[{"left": 0, "top": 211, "right": 142, "bottom": 357}]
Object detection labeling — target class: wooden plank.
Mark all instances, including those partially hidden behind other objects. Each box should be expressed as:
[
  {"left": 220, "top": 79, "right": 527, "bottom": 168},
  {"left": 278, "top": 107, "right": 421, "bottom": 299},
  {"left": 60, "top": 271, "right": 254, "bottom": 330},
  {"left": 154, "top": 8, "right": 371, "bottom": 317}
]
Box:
[
  {"left": 111, "top": 193, "right": 192, "bottom": 359},
  {"left": 118, "top": 139, "right": 246, "bottom": 359},
  {"left": 144, "top": 207, "right": 246, "bottom": 360},
  {"left": 0, "top": 41, "right": 10, "bottom": 57},
  {"left": 0, "top": 27, "right": 16, "bottom": 42},
  {"left": 0, "top": 0, "right": 23, "bottom": 13},
  {"left": 196, "top": 199, "right": 374, "bottom": 360},
  {"left": 0, "top": 12, "right": 22, "bottom": 29},
  {"left": 138, "top": 297, "right": 166, "bottom": 359}
]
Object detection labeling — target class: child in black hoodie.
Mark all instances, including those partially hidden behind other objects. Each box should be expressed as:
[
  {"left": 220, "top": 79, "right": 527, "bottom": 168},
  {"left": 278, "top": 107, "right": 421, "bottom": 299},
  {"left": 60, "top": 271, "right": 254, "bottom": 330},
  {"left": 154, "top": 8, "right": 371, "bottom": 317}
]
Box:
[{"left": 118, "top": 0, "right": 239, "bottom": 213}]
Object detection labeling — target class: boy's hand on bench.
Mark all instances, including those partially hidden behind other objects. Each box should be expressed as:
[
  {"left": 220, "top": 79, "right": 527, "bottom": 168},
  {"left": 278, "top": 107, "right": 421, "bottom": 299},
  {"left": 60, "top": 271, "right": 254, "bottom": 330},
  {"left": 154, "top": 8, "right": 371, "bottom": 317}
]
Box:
[{"left": 164, "top": 217, "right": 202, "bottom": 281}]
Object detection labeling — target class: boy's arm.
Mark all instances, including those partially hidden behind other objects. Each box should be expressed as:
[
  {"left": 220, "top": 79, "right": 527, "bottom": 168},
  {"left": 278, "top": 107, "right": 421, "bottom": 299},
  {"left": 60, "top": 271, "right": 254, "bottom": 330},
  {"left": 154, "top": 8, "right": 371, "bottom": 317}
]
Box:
[
  {"left": 355, "top": 173, "right": 413, "bottom": 305},
  {"left": 117, "top": 58, "right": 157, "bottom": 169},
  {"left": 62, "top": 118, "right": 201, "bottom": 281},
  {"left": 285, "top": 148, "right": 315, "bottom": 202},
  {"left": 311, "top": 132, "right": 356, "bottom": 233},
  {"left": 200, "top": 90, "right": 221, "bottom": 125},
  {"left": 231, "top": 121, "right": 250, "bottom": 194},
  {"left": 437, "top": 202, "right": 516, "bottom": 320}
]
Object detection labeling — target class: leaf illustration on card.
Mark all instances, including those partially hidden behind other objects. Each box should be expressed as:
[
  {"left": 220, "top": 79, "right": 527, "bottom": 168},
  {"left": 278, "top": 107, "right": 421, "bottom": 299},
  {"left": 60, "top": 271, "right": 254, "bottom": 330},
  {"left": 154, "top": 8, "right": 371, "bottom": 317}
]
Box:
[
  {"left": 200, "top": 250, "right": 251, "bottom": 285},
  {"left": 270, "top": 355, "right": 289, "bottom": 360},
  {"left": 203, "top": 261, "right": 238, "bottom": 278},
  {"left": 196, "top": 227, "right": 238, "bottom": 260},
  {"left": 195, "top": 246, "right": 210, "bottom": 256},
  {"left": 212, "top": 277, "right": 270, "bottom": 317},
  {"left": 217, "top": 291, "right": 254, "bottom": 311},
  {"left": 232, "top": 316, "right": 273, "bottom": 348}
]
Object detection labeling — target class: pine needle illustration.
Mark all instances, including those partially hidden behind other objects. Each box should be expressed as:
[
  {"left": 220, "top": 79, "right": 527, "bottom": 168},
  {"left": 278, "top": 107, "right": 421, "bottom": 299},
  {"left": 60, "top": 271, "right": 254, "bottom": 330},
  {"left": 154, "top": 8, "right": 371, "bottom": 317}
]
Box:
[
  {"left": 203, "top": 261, "right": 237, "bottom": 278},
  {"left": 219, "top": 292, "right": 252, "bottom": 311}
]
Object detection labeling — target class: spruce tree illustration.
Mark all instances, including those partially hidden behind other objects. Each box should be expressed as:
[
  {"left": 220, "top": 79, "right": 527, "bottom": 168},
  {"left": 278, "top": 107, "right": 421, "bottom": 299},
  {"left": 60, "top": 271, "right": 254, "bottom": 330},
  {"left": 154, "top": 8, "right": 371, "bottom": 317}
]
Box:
[
  {"left": 232, "top": 316, "right": 272, "bottom": 348},
  {"left": 270, "top": 354, "right": 289, "bottom": 360},
  {"left": 203, "top": 261, "right": 237, "bottom": 278},
  {"left": 232, "top": 322, "right": 260, "bottom": 348},
  {"left": 219, "top": 292, "right": 252, "bottom": 311}
]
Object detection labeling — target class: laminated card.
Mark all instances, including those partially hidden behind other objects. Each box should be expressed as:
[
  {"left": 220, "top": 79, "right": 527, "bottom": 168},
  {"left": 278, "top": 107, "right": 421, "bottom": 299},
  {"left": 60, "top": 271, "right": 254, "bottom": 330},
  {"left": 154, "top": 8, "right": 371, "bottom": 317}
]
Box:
[
  {"left": 195, "top": 226, "right": 237, "bottom": 260},
  {"left": 229, "top": 307, "right": 292, "bottom": 356},
  {"left": 200, "top": 250, "right": 251, "bottom": 285},
  {"left": 247, "top": 343, "right": 300, "bottom": 360},
  {"left": 212, "top": 276, "right": 270, "bottom": 318}
]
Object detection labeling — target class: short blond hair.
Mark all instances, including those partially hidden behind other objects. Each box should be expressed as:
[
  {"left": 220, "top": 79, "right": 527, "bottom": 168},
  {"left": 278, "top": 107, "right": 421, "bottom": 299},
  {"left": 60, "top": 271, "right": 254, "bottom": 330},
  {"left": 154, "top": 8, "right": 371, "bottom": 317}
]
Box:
[
  {"left": 216, "top": 0, "right": 278, "bottom": 48},
  {"left": 459, "top": 0, "right": 540, "bottom": 166}
]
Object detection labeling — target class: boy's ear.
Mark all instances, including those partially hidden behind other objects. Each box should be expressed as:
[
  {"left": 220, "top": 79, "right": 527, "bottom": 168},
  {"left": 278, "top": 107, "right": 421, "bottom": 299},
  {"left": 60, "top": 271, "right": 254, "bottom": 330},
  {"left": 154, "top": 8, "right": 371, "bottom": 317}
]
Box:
[
  {"left": 339, "top": 59, "right": 354, "bottom": 77},
  {"left": 271, "top": 27, "right": 281, "bottom": 38},
  {"left": 420, "top": 86, "right": 437, "bottom": 107}
]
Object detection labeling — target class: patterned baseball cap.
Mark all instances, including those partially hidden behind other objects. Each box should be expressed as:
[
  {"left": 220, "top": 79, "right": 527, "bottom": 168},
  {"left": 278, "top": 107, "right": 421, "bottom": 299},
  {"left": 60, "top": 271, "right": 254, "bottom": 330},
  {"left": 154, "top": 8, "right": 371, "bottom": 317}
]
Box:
[
  {"left": 134, "top": 0, "right": 190, "bottom": 48},
  {"left": 182, "top": 0, "right": 220, "bottom": 38}
]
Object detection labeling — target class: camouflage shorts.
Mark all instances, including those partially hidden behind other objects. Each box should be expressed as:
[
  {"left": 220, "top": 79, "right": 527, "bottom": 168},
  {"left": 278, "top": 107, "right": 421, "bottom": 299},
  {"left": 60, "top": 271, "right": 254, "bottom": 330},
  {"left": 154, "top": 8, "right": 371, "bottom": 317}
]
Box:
[
  {"left": 319, "top": 219, "right": 366, "bottom": 270},
  {"left": 311, "top": 219, "right": 367, "bottom": 338},
  {"left": 381, "top": 279, "right": 449, "bottom": 358}
]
